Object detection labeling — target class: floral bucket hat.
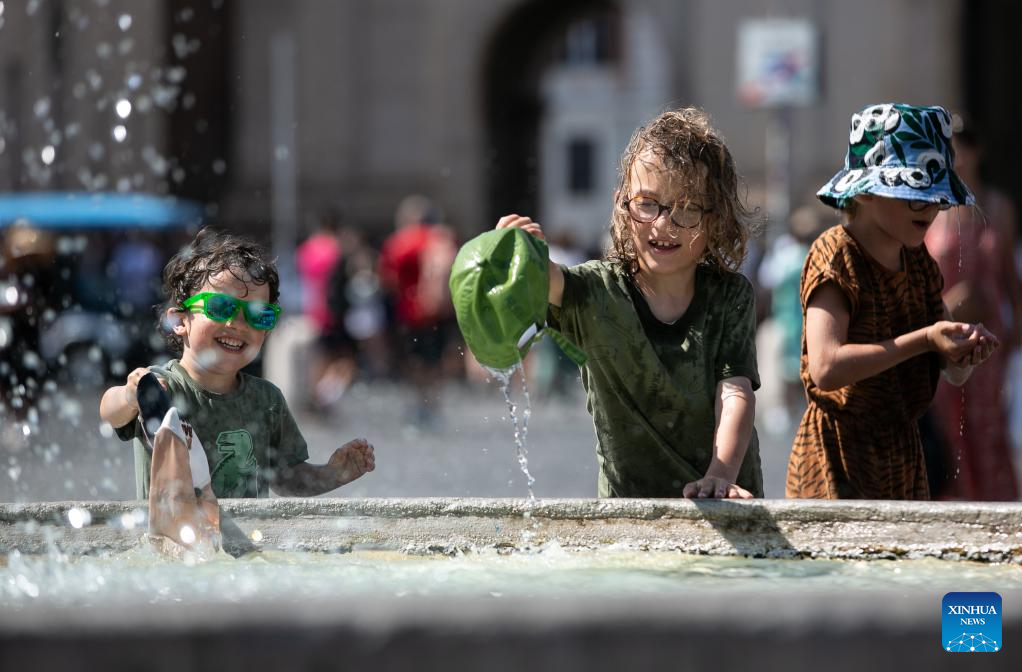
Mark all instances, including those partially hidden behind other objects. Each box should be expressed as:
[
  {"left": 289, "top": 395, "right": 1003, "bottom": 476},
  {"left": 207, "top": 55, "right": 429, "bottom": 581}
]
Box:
[{"left": 817, "top": 103, "right": 975, "bottom": 209}]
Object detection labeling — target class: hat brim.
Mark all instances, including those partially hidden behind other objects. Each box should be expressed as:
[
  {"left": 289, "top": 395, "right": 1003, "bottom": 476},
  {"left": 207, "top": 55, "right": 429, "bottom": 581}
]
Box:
[{"left": 817, "top": 166, "right": 975, "bottom": 210}]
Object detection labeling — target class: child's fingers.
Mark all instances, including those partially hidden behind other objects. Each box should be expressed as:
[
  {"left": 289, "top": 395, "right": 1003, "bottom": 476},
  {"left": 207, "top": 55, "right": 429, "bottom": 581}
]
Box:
[
  {"left": 495, "top": 215, "right": 546, "bottom": 239},
  {"left": 126, "top": 367, "right": 149, "bottom": 389},
  {"left": 496, "top": 214, "right": 532, "bottom": 229},
  {"left": 348, "top": 438, "right": 375, "bottom": 472},
  {"left": 495, "top": 214, "right": 522, "bottom": 229},
  {"left": 728, "top": 484, "right": 754, "bottom": 499}
]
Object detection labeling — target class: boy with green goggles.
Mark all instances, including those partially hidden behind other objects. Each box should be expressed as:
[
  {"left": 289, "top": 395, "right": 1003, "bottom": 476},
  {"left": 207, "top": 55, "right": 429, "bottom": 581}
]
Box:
[{"left": 99, "top": 228, "right": 375, "bottom": 503}]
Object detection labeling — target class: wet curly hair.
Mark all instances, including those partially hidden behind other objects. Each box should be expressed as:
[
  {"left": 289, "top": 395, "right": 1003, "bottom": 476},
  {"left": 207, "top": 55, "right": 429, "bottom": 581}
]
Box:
[
  {"left": 160, "top": 227, "right": 280, "bottom": 353},
  {"left": 607, "top": 107, "right": 760, "bottom": 274}
]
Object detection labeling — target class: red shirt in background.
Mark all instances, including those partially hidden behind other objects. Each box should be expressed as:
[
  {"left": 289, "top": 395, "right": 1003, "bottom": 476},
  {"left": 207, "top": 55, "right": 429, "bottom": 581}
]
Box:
[{"left": 378, "top": 222, "right": 434, "bottom": 329}]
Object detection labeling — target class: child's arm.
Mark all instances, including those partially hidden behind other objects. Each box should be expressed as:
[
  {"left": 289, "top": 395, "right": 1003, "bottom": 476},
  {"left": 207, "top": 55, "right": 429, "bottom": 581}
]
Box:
[
  {"left": 495, "top": 214, "right": 565, "bottom": 307},
  {"left": 271, "top": 438, "right": 375, "bottom": 496},
  {"left": 682, "top": 377, "right": 756, "bottom": 499},
  {"left": 99, "top": 367, "right": 152, "bottom": 429},
  {"left": 805, "top": 282, "right": 984, "bottom": 391}
]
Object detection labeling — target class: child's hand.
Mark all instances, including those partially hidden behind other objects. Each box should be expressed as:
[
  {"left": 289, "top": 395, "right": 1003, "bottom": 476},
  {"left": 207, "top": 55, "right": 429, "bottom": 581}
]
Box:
[
  {"left": 950, "top": 322, "right": 1000, "bottom": 367},
  {"left": 121, "top": 367, "right": 153, "bottom": 411},
  {"left": 926, "top": 321, "right": 981, "bottom": 362},
  {"left": 496, "top": 214, "right": 545, "bottom": 240},
  {"left": 326, "top": 438, "right": 375, "bottom": 486},
  {"left": 682, "top": 476, "right": 754, "bottom": 499}
]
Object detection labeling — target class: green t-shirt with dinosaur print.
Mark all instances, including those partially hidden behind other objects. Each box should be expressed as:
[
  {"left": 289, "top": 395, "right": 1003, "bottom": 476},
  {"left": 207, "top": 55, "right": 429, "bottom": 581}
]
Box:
[
  {"left": 116, "top": 360, "right": 310, "bottom": 499},
  {"left": 548, "top": 261, "right": 763, "bottom": 498}
]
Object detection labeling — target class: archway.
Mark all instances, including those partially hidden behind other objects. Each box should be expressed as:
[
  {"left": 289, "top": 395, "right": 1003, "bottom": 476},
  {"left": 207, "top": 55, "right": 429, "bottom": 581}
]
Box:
[
  {"left": 481, "top": 0, "right": 672, "bottom": 249},
  {"left": 480, "top": 0, "right": 617, "bottom": 228}
]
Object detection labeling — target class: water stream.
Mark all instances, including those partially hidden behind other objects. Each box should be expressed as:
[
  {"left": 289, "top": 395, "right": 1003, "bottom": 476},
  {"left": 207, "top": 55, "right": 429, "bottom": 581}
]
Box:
[{"left": 487, "top": 363, "right": 535, "bottom": 500}]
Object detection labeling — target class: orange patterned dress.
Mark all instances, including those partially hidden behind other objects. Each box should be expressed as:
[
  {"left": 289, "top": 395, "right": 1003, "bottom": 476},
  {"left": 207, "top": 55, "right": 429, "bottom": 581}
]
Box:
[{"left": 786, "top": 225, "right": 943, "bottom": 499}]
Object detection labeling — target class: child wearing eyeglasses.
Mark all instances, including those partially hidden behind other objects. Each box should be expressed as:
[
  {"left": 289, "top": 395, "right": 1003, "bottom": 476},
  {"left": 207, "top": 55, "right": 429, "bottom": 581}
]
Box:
[
  {"left": 786, "top": 103, "right": 998, "bottom": 500},
  {"left": 100, "top": 228, "right": 375, "bottom": 499},
  {"left": 497, "top": 107, "right": 763, "bottom": 499}
]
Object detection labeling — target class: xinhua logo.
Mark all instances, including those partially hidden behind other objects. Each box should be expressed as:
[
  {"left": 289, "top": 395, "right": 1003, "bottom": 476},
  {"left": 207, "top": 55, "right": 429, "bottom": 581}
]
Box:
[{"left": 943, "top": 592, "right": 1002, "bottom": 652}]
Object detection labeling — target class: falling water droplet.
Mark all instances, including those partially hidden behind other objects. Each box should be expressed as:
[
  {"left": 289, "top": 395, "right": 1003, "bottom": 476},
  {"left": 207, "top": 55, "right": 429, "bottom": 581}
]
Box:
[
  {"left": 117, "top": 14, "right": 132, "bottom": 31},
  {"left": 959, "top": 387, "right": 966, "bottom": 438},
  {"left": 67, "top": 507, "right": 91, "bottom": 529}
]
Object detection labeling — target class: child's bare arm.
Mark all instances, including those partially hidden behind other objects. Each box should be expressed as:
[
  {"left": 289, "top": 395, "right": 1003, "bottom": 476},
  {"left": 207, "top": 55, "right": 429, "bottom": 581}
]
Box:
[
  {"left": 805, "top": 283, "right": 977, "bottom": 391},
  {"left": 682, "top": 377, "right": 756, "bottom": 499},
  {"left": 271, "top": 438, "right": 375, "bottom": 496},
  {"left": 99, "top": 367, "right": 151, "bottom": 429},
  {"left": 495, "top": 214, "right": 565, "bottom": 307}
]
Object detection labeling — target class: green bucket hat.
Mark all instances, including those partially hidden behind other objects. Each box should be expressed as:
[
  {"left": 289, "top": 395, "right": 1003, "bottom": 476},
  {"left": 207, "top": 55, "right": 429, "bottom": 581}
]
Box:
[{"left": 449, "top": 227, "right": 586, "bottom": 371}]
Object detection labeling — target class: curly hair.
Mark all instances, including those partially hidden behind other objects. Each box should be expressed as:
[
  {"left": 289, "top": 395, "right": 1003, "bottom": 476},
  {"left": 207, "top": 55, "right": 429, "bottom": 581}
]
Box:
[
  {"left": 607, "top": 107, "right": 759, "bottom": 274},
  {"left": 160, "top": 227, "right": 280, "bottom": 353}
]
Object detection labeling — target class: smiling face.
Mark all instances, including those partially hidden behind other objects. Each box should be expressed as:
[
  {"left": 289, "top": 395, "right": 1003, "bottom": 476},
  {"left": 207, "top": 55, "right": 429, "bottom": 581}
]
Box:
[
  {"left": 854, "top": 193, "right": 942, "bottom": 249},
  {"left": 622, "top": 152, "right": 709, "bottom": 279},
  {"left": 170, "top": 269, "right": 270, "bottom": 386}
]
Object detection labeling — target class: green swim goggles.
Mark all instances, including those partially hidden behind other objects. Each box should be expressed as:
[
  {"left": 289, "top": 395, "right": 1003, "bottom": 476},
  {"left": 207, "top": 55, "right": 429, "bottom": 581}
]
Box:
[{"left": 181, "top": 292, "right": 281, "bottom": 331}]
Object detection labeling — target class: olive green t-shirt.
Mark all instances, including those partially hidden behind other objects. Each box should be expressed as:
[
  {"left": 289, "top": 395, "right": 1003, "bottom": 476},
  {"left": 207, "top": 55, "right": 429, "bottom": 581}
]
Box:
[
  {"left": 115, "top": 360, "right": 309, "bottom": 499},
  {"left": 548, "top": 261, "right": 763, "bottom": 498}
]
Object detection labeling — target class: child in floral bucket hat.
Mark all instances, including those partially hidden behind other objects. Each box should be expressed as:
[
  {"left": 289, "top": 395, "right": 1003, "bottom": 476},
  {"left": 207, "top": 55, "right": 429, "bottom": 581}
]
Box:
[{"left": 786, "top": 103, "right": 999, "bottom": 501}]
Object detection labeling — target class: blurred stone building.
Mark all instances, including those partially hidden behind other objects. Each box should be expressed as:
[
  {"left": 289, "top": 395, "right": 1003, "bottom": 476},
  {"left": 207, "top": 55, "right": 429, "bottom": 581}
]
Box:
[{"left": 0, "top": 0, "right": 1018, "bottom": 252}]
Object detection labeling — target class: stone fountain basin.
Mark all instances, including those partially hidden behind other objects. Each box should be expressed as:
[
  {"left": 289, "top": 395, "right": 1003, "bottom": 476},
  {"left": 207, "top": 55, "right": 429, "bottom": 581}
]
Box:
[{"left": 1, "top": 498, "right": 1020, "bottom": 671}]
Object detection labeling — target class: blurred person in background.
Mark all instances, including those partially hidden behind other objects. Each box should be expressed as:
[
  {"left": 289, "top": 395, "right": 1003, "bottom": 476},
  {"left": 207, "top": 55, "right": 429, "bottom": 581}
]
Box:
[
  {"left": 108, "top": 231, "right": 165, "bottom": 363},
  {"left": 323, "top": 226, "right": 389, "bottom": 392},
  {"left": 758, "top": 203, "right": 827, "bottom": 429},
  {"left": 377, "top": 195, "right": 458, "bottom": 426},
  {"left": 296, "top": 208, "right": 350, "bottom": 412},
  {"left": 924, "top": 120, "right": 1022, "bottom": 500}
]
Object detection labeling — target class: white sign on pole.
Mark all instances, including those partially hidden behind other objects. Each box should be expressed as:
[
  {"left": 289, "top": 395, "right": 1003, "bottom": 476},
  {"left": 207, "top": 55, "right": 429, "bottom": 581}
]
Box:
[{"left": 737, "top": 19, "right": 818, "bottom": 108}]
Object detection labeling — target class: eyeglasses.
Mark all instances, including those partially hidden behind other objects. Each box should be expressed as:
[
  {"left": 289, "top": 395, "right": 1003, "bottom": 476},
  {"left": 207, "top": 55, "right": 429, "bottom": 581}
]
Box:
[
  {"left": 182, "top": 292, "right": 281, "bottom": 331},
  {"left": 622, "top": 196, "right": 710, "bottom": 229},
  {"left": 907, "top": 200, "right": 952, "bottom": 212}
]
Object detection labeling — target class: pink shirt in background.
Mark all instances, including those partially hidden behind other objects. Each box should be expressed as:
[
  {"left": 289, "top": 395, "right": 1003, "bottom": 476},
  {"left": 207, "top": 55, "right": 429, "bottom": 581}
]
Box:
[{"left": 296, "top": 232, "right": 342, "bottom": 332}]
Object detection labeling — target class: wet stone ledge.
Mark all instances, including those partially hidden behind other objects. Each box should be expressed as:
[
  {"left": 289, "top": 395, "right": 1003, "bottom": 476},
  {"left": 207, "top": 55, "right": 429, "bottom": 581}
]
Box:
[{"left": 2, "top": 498, "right": 1021, "bottom": 562}]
